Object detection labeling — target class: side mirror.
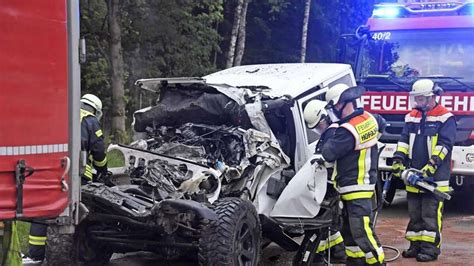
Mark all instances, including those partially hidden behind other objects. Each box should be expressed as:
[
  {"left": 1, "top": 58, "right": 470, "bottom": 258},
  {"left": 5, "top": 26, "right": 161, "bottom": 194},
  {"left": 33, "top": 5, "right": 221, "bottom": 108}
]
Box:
[{"left": 355, "top": 25, "right": 370, "bottom": 40}]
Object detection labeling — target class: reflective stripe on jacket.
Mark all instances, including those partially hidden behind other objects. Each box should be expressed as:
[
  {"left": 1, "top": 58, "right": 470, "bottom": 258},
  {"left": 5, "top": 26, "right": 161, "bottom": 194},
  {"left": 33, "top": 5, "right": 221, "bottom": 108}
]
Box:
[
  {"left": 81, "top": 108, "right": 107, "bottom": 180},
  {"left": 322, "top": 110, "right": 384, "bottom": 200},
  {"left": 393, "top": 104, "right": 456, "bottom": 188}
]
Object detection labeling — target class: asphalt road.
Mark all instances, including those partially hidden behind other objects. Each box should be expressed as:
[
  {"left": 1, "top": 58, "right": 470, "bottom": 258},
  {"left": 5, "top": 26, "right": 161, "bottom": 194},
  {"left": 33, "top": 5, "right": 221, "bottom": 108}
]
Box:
[
  {"left": 23, "top": 190, "right": 474, "bottom": 265},
  {"left": 107, "top": 190, "right": 474, "bottom": 266}
]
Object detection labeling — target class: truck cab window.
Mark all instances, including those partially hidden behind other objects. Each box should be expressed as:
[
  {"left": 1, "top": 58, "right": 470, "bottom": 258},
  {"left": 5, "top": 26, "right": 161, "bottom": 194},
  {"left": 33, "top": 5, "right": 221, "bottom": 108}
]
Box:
[{"left": 360, "top": 29, "right": 474, "bottom": 84}]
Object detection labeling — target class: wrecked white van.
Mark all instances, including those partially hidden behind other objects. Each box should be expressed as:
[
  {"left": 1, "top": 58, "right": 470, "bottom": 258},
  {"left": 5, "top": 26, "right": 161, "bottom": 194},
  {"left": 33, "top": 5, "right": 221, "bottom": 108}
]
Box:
[{"left": 77, "top": 63, "right": 357, "bottom": 265}]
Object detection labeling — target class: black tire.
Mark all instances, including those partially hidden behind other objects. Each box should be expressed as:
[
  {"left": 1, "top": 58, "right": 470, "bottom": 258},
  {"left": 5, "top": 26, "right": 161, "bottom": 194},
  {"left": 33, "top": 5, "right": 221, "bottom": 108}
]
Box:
[
  {"left": 198, "top": 198, "right": 261, "bottom": 266},
  {"left": 44, "top": 223, "right": 113, "bottom": 266},
  {"left": 44, "top": 226, "right": 75, "bottom": 266},
  {"left": 74, "top": 223, "right": 113, "bottom": 265}
]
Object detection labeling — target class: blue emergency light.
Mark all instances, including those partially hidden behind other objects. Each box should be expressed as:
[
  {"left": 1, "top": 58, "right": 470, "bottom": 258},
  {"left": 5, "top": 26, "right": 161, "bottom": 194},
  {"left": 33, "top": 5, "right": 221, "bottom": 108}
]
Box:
[
  {"left": 373, "top": 2, "right": 474, "bottom": 18},
  {"left": 372, "top": 6, "right": 402, "bottom": 18}
]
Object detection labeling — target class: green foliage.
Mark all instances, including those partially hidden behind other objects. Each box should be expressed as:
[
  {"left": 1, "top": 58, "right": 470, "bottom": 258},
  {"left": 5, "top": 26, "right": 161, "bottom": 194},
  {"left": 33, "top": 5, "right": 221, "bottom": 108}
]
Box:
[
  {"left": 80, "top": 0, "right": 374, "bottom": 137},
  {"left": 81, "top": 0, "right": 224, "bottom": 136},
  {"left": 266, "top": 0, "right": 291, "bottom": 18},
  {"left": 307, "top": 0, "right": 375, "bottom": 62},
  {"left": 16, "top": 221, "right": 30, "bottom": 255},
  {"left": 107, "top": 149, "right": 126, "bottom": 167}
]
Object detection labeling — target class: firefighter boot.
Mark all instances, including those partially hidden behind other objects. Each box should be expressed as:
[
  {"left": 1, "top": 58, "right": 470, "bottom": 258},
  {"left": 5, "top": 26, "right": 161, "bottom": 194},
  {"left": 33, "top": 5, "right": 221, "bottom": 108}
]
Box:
[
  {"left": 330, "top": 243, "right": 346, "bottom": 263},
  {"left": 402, "top": 249, "right": 418, "bottom": 258},
  {"left": 416, "top": 253, "right": 437, "bottom": 262},
  {"left": 402, "top": 242, "right": 420, "bottom": 258}
]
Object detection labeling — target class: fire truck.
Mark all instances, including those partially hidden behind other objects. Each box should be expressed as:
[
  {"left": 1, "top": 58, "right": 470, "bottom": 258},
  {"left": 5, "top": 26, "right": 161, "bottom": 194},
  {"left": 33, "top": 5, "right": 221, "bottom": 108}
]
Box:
[
  {"left": 0, "top": 0, "right": 82, "bottom": 263},
  {"left": 339, "top": 0, "right": 474, "bottom": 203}
]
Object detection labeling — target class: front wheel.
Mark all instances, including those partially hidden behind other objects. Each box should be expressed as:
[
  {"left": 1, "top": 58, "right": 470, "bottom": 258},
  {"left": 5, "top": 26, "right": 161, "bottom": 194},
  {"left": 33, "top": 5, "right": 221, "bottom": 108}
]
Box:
[
  {"left": 198, "top": 198, "right": 261, "bottom": 266},
  {"left": 44, "top": 222, "right": 113, "bottom": 266}
]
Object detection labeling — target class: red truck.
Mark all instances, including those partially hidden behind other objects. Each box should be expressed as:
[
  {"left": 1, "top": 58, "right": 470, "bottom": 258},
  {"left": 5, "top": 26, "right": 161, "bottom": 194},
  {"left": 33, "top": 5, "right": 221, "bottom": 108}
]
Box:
[
  {"left": 339, "top": 0, "right": 474, "bottom": 203},
  {"left": 0, "top": 0, "right": 82, "bottom": 263}
]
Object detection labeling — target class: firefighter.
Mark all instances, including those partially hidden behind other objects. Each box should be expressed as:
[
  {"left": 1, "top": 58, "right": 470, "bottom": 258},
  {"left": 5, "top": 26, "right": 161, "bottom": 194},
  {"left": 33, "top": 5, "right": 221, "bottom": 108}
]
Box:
[
  {"left": 27, "top": 222, "right": 48, "bottom": 261},
  {"left": 80, "top": 93, "right": 108, "bottom": 184},
  {"left": 303, "top": 100, "right": 345, "bottom": 262},
  {"left": 321, "top": 84, "right": 385, "bottom": 265},
  {"left": 0, "top": 221, "right": 22, "bottom": 266},
  {"left": 391, "top": 79, "right": 456, "bottom": 262},
  {"left": 28, "top": 94, "right": 109, "bottom": 261}
]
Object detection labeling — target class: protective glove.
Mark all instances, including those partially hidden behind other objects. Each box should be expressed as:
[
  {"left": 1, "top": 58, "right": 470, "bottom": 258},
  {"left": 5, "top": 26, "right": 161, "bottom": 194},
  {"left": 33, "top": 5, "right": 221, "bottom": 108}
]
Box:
[
  {"left": 391, "top": 159, "right": 405, "bottom": 178},
  {"left": 310, "top": 158, "right": 334, "bottom": 168},
  {"left": 311, "top": 158, "right": 325, "bottom": 166},
  {"left": 407, "top": 173, "right": 422, "bottom": 186},
  {"left": 96, "top": 170, "right": 115, "bottom": 186},
  {"left": 421, "top": 160, "right": 437, "bottom": 177}
]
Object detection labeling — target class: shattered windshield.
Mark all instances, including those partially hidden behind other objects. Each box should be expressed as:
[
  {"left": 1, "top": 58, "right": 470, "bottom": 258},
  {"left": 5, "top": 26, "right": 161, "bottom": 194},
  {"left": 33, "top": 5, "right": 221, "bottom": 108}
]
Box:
[{"left": 360, "top": 29, "right": 474, "bottom": 84}]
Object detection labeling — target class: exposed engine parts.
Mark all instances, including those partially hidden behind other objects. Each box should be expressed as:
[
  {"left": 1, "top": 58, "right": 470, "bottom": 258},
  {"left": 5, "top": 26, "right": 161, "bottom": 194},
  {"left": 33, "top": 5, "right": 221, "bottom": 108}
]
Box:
[{"left": 136, "top": 123, "right": 246, "bottom": 167}]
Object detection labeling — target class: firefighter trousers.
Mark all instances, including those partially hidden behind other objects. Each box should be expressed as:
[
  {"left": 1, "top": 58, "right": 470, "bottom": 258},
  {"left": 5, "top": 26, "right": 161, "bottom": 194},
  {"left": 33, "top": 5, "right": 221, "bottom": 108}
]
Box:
[
  {"left": 341, "top": 198, "right": 385, "bottom": 265},
  {"left": 28, "top": 223, "right": 47, "bottom": 260},
  {"left": 405, "top": 192, "right": 444, "bottom": 257},
  {"left": 315, "top": 228, "right": 345, "bottom": 258}
]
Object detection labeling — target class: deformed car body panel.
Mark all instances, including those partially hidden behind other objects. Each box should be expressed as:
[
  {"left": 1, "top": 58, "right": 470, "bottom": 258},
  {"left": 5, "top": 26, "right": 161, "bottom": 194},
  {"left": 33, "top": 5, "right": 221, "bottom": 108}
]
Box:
[
  {"left": 108, "top": 121, "right": 290, "bottom": 204},
  {"left": 134, "top": 63, "right": 352, "bottom": 99},
  {"left": 85, "top": 63, "right": 356, "bottom": 259},
  {"left": 118, "top": 63, "right": 356, "bottom": 222},
  {"left": 203, "top": 63, "right": 351, "bottom": 98},
  {"left": 270, "top": 155, "right": 327, "bottom": 218},
  {"left": 107, "top": 144, "right": 223, "bottom": 203}
]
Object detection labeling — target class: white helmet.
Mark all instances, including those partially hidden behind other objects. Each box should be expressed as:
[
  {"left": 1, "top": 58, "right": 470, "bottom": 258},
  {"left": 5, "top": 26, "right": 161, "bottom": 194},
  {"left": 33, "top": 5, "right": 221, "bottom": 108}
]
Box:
[
  {"left": 409, "top": 79, "right": 441, "bottom": 111},
  {"left": 304, "top": 100, "right": 328, "bottom": 128},
  {"left": 325, "top": 84, "right": 365, "bottom": 122},
  {"left": 81, "top": 94, "right": 103, "bottom": 119},
  {"left": 410, "top": 79, "right": 442, "bottom": 97},
  {"left": 325, "top": 84, "right": 365, "bottom": 107}
]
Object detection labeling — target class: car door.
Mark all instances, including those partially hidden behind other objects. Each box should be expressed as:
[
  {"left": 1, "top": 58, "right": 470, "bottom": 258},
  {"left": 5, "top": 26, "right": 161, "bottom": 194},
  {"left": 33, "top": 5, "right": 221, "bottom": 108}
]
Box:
[{"left": 294, "top": 71, "right": 357, "bottom": 166}]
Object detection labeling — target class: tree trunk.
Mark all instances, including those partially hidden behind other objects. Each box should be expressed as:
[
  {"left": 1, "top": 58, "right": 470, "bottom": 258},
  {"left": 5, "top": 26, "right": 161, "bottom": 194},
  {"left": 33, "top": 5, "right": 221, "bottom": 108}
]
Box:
[
  {"left": 300, "top": 0, "right": 311, "bottom": 63},
  {"left": 213, "top": 21, "right": 220, "bottom": 68},
  {"left": 107, "top": 0, "right": 126, "bottom": 142},
  {"left": 225, "top": 0, "right": 244, "bottom": 68},
  {"left": 234, "top": 0, "right": 249, "bottom": 66}
]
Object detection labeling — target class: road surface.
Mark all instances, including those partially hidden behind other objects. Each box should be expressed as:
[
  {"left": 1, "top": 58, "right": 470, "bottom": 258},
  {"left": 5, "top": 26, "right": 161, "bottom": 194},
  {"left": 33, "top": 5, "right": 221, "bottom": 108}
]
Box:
[{"left": 107, "top": 190, "right": 474, "bottom": 265}]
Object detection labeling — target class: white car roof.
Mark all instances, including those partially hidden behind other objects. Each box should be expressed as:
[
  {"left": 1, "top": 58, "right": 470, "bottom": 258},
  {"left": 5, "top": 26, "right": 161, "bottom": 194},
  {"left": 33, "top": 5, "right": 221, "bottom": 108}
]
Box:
[
  {"left": 203, "top": 63, "right": 352, "bottom": 98},
  {"left": 135, "top": 63, "right": 352, "bottom": 99}
]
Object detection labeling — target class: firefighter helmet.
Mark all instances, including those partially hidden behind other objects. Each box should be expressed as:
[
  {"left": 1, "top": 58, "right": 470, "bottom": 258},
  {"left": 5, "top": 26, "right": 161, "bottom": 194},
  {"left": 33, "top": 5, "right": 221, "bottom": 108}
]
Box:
[
  {"left": 324, "top": 84, "right": 365, "bottom": 122},
  {"left": 81, "top": 94, "right": 103, "bottom": 119},
  {"left": 303, "top": 100, "right": 328, "bottom": 129},
  {"left": 325, "top": 84, "right": 365, "bottom": 107},
  {"left": 410, "top": 79, "right": 443, "bottom": 97},
  {"left": 410, "top": 79, "right": 442, "bottom": 111}
]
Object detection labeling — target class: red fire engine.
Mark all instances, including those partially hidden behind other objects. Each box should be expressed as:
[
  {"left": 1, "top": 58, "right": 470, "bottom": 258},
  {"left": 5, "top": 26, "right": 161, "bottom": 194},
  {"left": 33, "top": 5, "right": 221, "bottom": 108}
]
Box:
[{"left": 340, "top": 0, "right": 474, "bottom": 203}]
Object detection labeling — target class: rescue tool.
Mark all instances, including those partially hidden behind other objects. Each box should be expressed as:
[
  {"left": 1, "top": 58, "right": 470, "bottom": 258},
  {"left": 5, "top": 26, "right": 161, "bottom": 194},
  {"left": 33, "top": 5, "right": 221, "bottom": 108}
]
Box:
[{"left": 401, "top": 168, "right": 452, "bottom": 201}]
